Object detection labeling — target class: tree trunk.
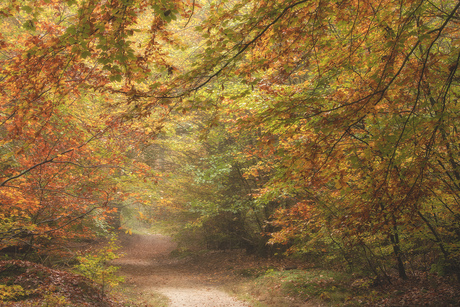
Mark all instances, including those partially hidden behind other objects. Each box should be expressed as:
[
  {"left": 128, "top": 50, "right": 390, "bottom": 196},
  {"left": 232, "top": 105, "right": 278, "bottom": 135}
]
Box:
[{"left": 389, "top": 225, "right": 408, "bottom": 280}]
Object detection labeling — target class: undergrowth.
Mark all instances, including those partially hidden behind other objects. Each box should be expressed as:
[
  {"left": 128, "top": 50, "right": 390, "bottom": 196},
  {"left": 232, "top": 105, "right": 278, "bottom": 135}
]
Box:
[
  {"left": 239, "top": 268, "right": 354, "bottom": 306},
  {"left": 235, "top": 266, "right": 460, "bottom": 306}
]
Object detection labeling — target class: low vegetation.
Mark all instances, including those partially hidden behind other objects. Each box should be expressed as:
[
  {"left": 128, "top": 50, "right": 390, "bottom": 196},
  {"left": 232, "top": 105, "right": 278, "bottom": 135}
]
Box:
[
  {"left": 0, "top": 259, "right": 122, "bottom": 306},
  {"left": 240, "top": 268, "right": 460, "bottom": 306},
  {"left": 1, "top": 0, "right": 460, "bottom": 305}
]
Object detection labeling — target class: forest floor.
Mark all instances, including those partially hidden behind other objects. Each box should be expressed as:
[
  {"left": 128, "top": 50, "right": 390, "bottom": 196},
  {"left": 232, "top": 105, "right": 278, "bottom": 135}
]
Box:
[
  {"left": 112, "top": 232, "right": 460, "bottom": 307},
  {"left": 2, "top": 231, "right": 459, "bottom": 306},
  {"left": 113, "top": 232, "right": 318, "bottom": 307}
]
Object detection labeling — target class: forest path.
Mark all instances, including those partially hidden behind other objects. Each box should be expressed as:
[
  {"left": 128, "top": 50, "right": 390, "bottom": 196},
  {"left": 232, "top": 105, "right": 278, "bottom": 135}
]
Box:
[{"left": 113, "top": 233, "right": 250, "bottom": 307}]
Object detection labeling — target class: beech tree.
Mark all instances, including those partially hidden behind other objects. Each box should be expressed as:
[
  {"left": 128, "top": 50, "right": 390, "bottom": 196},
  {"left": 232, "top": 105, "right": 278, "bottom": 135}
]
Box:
[
  {"left": 1, "top": 0, "right": 460, "bottom": 283},
  {"left": 158, "top": 0, "right": 460, "bottom": 279},
  {"left": 0, "top": 0, "right": 186, "bottom": 253}
]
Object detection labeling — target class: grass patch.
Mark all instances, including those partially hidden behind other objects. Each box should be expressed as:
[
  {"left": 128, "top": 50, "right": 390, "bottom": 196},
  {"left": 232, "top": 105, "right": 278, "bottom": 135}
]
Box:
[
  {"left": 235, "top": 266, "right": 276, "bottom": 278},
  {"left": 238, "top": 268, "right": 357, "bottom": 306},
  {"left": 274, "top": 269, "right": 349, "bottom": 302}
]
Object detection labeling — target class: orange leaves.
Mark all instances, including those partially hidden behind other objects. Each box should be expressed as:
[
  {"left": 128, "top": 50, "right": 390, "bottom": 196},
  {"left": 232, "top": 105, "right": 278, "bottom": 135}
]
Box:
[
  {"left": 168, "top": 0, "right": 459, "bottom": 272},
  {"left": 0, "top": 33, "right": 158, "bottom": 253}
]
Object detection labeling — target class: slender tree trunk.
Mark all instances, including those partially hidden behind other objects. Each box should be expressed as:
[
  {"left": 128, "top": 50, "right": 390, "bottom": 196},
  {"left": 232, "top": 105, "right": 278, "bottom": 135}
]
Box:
[{"left": 389, "top": 223, "right": 408, "bottom": 280}]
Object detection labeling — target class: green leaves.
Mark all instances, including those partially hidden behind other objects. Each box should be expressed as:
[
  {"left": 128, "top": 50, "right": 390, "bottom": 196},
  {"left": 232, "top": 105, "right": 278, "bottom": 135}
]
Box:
[
  {"left": 163, "top": 0, "right": 460, "bottom": 279},
  {"left": 109, "top": 74, "right": 123, "bottom": 82},
  {"left": 22, "top": 19, "right": 36, "bottom": 31},
  {"left": 3, "top": 0, "right": 460, "bottom": 287},
  {"left": 20, "top": 6, "right": 33, "bottom": 13},
  {"left": 73, "top": 235, "right": 124, "bottom": 290}
]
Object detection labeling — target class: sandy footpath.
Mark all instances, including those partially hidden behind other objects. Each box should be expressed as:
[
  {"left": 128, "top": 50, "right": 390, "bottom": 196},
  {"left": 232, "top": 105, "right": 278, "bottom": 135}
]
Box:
[{"left": 113, "top": 233, "right": 250, "bottom": 307}]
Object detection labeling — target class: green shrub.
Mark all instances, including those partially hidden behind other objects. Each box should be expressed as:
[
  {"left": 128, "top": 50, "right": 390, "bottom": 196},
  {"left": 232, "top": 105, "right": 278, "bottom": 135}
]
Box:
[{"left": 73, "top": 235, "right": 124, "bottom": 297}]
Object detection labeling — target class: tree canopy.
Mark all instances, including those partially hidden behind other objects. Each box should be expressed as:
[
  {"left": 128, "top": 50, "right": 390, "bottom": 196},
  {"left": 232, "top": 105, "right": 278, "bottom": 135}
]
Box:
[{"left": 1, "top": 0, "right": 460, "bottom": 284}]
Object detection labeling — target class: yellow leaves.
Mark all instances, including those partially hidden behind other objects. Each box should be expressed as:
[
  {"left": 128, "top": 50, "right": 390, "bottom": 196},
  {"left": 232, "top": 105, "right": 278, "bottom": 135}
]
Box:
[
  {"left": 334, "top": 178, "right": 343, "bottom": 190},
  {"left": 0, "top": 284, "right": 26, "bottom": 301},
  {"left": 137, "top": 211, "right": 144, "bottom": 219}
]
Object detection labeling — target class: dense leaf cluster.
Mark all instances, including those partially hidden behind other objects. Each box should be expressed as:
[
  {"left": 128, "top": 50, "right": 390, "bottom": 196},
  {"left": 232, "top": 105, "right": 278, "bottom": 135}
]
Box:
[
  {"left": 1, "top": 1, "right": 460, "bottom": 304},
  {"left": 148, "top": 0, "right": 460, "bottom": 285}
]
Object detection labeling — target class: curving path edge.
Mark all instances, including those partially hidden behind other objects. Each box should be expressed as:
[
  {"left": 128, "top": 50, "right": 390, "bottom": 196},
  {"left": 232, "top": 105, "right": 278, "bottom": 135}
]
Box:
[{"left": 113, "top": 233, "right": 250, "bottom": 307}]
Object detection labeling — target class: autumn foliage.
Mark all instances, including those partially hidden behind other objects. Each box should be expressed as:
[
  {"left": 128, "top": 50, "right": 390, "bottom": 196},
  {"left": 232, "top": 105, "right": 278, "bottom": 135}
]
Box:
[
  {"left": 0, "top": 259, "right": 124, "bottom": 306},
  {"left": 1, "top": 0, "right": 460, "bottom": 304},
  {"left": 151, "top": 0, "right": 460, "bottom": 283},
  {"left": 0, "top": 0, "right": 178, "bottom": 255}
]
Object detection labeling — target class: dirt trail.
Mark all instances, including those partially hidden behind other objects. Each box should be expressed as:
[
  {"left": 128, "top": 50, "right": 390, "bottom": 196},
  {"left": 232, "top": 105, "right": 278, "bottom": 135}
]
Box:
[{"left": 113, "top": 233, "right": 250, "bottom": 307}]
